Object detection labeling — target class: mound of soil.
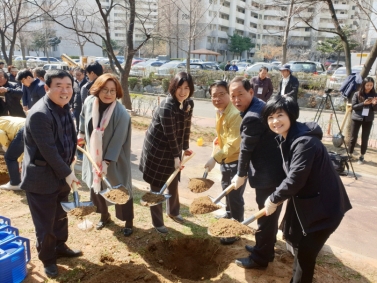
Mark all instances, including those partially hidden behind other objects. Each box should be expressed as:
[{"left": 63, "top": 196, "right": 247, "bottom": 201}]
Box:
[
  {"left": 0, "top": 156, "right": 10, "bottom": 185},
  {"left": 68, "top": 206, "right": 97, "bottom": 217},
  {"left": 103, "top": 187, "right": 130, "bottom": 204},
  {"left": 209, "top": 218, "right": 255, "bottom": 237},
  {"left": 189, "top": 196, "right": 221, "bottom": 214},
  {"left": 144, "top": 237, "right": 230, "bottom": 281},
  {"left": 141, "top": 192, "right": 165, "bottom": 206},
  {"left": 188, "top": 178, "right": 214, "bottom": 193}
]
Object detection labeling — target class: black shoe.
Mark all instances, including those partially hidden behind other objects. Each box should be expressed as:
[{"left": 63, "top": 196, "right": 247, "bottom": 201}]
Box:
[
  {"left": 167, "top": 214, "right": 185, "bottom": 224},
  {"left": 215, "top": 212, "right": 230, "bottom": 219},
  {"left": 235, "top": 257, "right": 268, "bottom": 269},
  {"left": 220, "top": 237, "right": 239, "bottom": 245},
  {"left": 44, "top": 264, "right": 58, "bottom": 278},
  {"left": 123, "top": 228, "right": 133, "bottom": 237},
  {"left": 56, "top": 244, "right": 83, "bottom": 258},
  {"left": 96, "top": 213, "right": 111, "bottom": 230},
  {"left": 245, "top": 245, "right": 274, "bottom": 262}
]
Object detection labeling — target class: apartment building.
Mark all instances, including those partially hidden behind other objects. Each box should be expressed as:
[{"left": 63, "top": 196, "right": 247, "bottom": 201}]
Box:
[{"left": 174, "top": 0, "right": 373, "bottom": 62}]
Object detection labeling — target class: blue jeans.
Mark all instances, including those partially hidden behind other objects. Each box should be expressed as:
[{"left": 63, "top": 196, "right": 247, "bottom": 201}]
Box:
[{"left": 4, "top": 127, "right": 24, "bottom": 185}]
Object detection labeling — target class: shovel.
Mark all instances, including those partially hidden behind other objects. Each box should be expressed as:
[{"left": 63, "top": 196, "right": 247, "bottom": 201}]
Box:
[
  {"left": 332, "top": 105, "right": 351, "bottom": 148},
  {"left": 76, "top": 146, "right": 133, "bottom": 205},
  {"left": 61, "top": 159, "right": 95, "bottom": 213},
  {"left": 140, "top": 152, "right": 195, "bottom": 207}
]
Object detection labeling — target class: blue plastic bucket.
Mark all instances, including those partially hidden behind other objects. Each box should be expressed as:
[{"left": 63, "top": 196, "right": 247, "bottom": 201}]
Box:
[
  {"left": 0, "top": 236, "right": 31, "bottom": 283},
  {"left": 0, "top": 226, "right": 19, "bottom": 245},
  {"left": 0, "top": 216, "right": 11, "bottom": 230}
]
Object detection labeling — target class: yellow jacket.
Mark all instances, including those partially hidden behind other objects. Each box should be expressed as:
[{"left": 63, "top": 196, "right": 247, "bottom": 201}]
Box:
[
  {"left": 0, "top": 116, "right": 26, "bottom": 150},
  {"left": 213, "top": 102, "right": 242, "bottom": 164}
]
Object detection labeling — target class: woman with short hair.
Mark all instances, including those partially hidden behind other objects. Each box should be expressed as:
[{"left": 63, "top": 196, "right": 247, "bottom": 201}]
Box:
[
  {"left": 139, "top": 72, "right": 194, "bottom": 234},
  {"left": 79, "top": 73, "right": 134, "bottom": 236}
]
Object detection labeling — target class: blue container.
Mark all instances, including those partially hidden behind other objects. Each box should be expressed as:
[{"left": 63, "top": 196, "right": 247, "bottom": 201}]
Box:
[
  {"left": 0, "top": 217, "right": 11, "bottom": 230},
  {"left": 0, "top": 236, "right": 31, "bottom": 283},
  {"left": 0, "top": 226, "right": 19, "bottom": 245}
]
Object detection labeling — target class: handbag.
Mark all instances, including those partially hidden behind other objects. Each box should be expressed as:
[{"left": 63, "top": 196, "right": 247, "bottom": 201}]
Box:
[{"left": 328, "top": 151, "right": 349, "bottom": 176}]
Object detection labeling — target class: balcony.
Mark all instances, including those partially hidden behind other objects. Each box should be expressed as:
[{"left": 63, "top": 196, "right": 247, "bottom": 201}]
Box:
[{"left": 288, "top": 41, "right": 310, "bottom": 47}]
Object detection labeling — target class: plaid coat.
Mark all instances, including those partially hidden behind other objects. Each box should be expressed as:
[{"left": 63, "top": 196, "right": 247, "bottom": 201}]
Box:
[{"left": 139, "top": 95, "right": 193, "bottom": 187}]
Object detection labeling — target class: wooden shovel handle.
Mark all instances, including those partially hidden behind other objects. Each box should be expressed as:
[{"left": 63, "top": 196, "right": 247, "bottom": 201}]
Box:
[
  {"left": 213, "top": 183, "right": 235, "bottom": 204},
  {"left": 165, "top": 152, "right": 196, "bottom": 187},
  {"left": 76, "top": 146, "right": 101, "bottom": 172}
]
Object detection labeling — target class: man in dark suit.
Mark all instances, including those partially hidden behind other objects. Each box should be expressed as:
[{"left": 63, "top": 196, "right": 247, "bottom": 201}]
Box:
[
  {"left": 16, "top": 69, "right": 45, "bottom": 111},
  {"left": 21, "top": 70, "right": 82, "bottom": 278},
  {"left": 229, "top": 77, "right": 286, "bottom": 270},
  {"left": 276, "top": 64, "right": 299, "bottom": 102},
  {"left": 0, "top": 70, "right": 25, "bottom": 117}
]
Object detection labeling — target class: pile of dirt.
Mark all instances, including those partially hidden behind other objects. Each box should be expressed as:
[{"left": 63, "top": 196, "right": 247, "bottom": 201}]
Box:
[
  {"left": 103, "top": 187, "right": 130, "bottom": 204},
  {"left": 68, "top": 206, "right": 97, "bottom": 217},
  {"left": 188, "top": 178, "right": 214, "bottom": 193},
  {"left": 209, "top": 218, "right": 255, "bottom": 237},
  {"left": 189, "top": 196, "right": 221, "bottom": 214},
  {"left": 0, "top": 156, "right": 10, "bottom": 185},
  {"left": 141, "top": 192, "right": 165, "bottom": 206}
]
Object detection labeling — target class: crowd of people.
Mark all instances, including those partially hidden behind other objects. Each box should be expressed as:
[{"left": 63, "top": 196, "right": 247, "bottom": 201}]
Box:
[{"left": 0, "top": 59, "right": 375, "bottom": 282}]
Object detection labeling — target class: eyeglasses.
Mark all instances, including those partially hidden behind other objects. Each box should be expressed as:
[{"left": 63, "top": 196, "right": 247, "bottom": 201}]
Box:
[{"left": 100, "top": 88, "right": 116, "bottom": 95}]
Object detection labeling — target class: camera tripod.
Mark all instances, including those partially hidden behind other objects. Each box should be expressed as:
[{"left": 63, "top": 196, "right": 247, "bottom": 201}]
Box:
[{"left": 314, "top": 89, "right": 357, "bottom": 179}]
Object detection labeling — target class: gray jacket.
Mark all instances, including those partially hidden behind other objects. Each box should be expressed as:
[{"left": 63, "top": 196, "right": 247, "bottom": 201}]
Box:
[{"left": 79, "top": 95, "right": 132, "bottom": 191}]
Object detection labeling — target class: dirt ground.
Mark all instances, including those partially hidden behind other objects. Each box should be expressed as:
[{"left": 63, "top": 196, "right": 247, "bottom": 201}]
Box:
[{"left": 0, "top": 117, "right": 376, "bottom": 283}]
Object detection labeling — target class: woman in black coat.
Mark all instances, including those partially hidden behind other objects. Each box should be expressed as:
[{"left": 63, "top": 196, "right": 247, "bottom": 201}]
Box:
[
  {"left": 139, "top": 72, "right": 194, "bottom": 234},
  {"left": 261, "top": 96, "right": 352, "bottom": 283},
  {"left": 349, "top": 77, "right": 377, "bottom": 164}
]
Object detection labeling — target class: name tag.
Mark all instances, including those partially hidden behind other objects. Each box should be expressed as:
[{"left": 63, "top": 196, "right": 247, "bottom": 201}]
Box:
[
  {"left": 257, "top": 87, "right": 263, "bottom": 95},
  {"left": 362, "top": 107, "right": 370, "bottom": 116}
]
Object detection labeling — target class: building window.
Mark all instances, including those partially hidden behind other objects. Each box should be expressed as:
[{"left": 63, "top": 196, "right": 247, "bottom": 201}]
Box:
[
  {"left": 236, "top": 18, "right": 244, "bottom": 25},
  {"left": 305, "top": 27, "right": 310, "bottom": 31},
  {"left": 307, "top": 8, "right": 314, "bottom": 12},
  {"left": 220, "top": 26, "right": 228, "bottom": 32},
  {"left": 237, "top": 6, "right": 245, "bottom": 13},
  {"left": 222, "top": 1, "right": 230, "bottom": 7}
]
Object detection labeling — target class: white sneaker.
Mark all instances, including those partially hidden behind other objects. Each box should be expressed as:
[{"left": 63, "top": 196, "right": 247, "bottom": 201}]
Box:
[{"left": 0, "top": 182, "right": 21, "bottom": 190}]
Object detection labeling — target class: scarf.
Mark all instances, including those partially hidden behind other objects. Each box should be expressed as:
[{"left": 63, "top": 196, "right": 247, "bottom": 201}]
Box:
[{"left": 90, "top": 97, "right": 116, "bottom": 193}]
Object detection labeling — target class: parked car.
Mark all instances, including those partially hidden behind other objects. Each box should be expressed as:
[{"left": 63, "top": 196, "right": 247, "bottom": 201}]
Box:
[
  {"left": 326, "top": 66, "right": 375, "bottom": 90},
  {"left": 27, "top": 57, "right": 61, "bottom": 66},
  {"left": 246, "top": 63, "right": 278, "bottom": 74},
  {"left": 43, "top": 63, "right": 69, "bottom": 71},
  {"left": 287, "top": 61, "right": 318, "bottom": 74},
  {"left": 14, "top": 56, "right": 37, "bottom": 61},
  {"left": 306, "top": 61, "right": 326, "bottom": 74},
  {"left": 177, "top": 62, "right": 221, "bottom": 75},
  {"left": 326, "top": 63, "right": 344, "bottom": 75},
  {"left": 324, "top": 59, "right": 337, "bottom": 67},
  {"left": 236, "top": 62, "right": 251, "bottom": 73},
  {"left": 270, "top": 61, "right": 282, "bottom": 66},
  {"left": 157, "top": 60, "right": 186, "bottom": 77},
  {"left": 129, "top": 59, "right": 165, "bottom": 77}
]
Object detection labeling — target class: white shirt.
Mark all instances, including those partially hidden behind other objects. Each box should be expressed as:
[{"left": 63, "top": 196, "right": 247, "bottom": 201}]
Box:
[{"left": 281, "top": 75, "right": 290, "bottom": 96}]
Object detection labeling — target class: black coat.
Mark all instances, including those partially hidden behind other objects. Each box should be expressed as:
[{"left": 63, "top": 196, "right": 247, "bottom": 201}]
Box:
[
  {"left": 1, "top": 81, "right": 25, "bottom": 117},
  {"left": 238, "top": 97, "right": 286, "bottom": 189},
  {"left": 139, "top": 95, "right": 193, "bottom": 187},
  {"left": 277, "top": 75, "right": 299, "bottom": 102},
  {"left": 351, "top": 91, "right": 377, "bottom": 122},
  {"left": 270, "top": 122, "right": 352, "bottom": 247}
]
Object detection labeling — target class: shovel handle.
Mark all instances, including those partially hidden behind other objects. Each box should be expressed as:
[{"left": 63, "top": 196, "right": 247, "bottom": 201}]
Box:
[
  {"left": 242, "top": 201, "right": 284, "bottom": 226},
  {"left": 212, "top": 183, "right": 235, "bottom": 204},
  {"left": 159, "top": 152, "right": 196, "bottom": 194},
  {"left": 203, "top": 168, "right": 209, "bottom": 179}
]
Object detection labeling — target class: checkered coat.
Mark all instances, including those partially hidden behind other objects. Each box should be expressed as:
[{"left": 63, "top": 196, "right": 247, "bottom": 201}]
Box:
[{"left": 139, "top": 95, "right": 194, "bottom": 187}]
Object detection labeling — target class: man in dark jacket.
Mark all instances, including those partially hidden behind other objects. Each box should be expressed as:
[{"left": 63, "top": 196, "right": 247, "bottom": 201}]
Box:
[
  {"left": 21, "top": 70, "right": 82, "bottom": 278},
  {"left": 69, "top": 67, "right": 87, "bottom": 132},
  {"left": 250, "top": 66, "right": 274, "bottom": 102},
  {"left": 229, "top": 77, "right": 286, "bottom": 269},
  {"left": 276, "top": 64, "right": 299, "bottom": 102},
  {"left": 224, "top": 61, "right": 231, "bottom": 71},
  {"left": 81, "top": 62, "right": 103, "bottom": 103},
  {"left": 16, "top": 69, "right": 45, "bottom": 111},
  {"left": 0, "top": 71, "right": 25, "bottom": 117}
]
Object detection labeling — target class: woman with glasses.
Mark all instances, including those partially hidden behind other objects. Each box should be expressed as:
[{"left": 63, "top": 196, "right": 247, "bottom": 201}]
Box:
[{"left": 78, "top": 73, "right": 134, "bottom": 237}]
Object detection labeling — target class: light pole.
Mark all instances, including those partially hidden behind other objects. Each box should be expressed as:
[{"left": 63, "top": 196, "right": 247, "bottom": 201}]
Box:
[{"left": 360, "top": 33, "right": 367, "bottom": 65}]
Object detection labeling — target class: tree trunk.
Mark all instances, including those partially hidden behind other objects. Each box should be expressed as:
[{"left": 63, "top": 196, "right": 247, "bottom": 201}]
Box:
[
  {"left": 80, "top": 44, "right": 84, "bottom": 56},
  {"left": 360, "top": 40, "right": 377, "bottom": 78},
  {"left": 282, "top": 0, "right": 294, "bottom": 64}
]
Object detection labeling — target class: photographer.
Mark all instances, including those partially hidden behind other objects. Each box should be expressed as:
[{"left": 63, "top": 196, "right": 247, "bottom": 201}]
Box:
[{"left": 349, "top": 77, "right": 377, "bottom": 164}]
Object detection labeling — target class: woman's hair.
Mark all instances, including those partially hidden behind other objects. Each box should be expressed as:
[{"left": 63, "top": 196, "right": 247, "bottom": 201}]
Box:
[
  {"left": 168, "top": 72, "right": 194, "bottom": 99},
  {"left": 90, "top": 73, "right": 123, "bottom": 99},
  {"left": 262, "top": 96, "right": 300, "bottom": 125},
  {"left": 358, "top": 77, "right": 376, "bottom": 102}
]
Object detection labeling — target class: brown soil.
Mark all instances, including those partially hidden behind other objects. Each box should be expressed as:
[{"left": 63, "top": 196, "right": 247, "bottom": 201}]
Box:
[
  {"left": 103, "top": 187, "right": 130, "bottom": 204},
  {"left": 68, "top": 206, "right": 97, "bottom": 217},
  {"left": 188, "top": 178, "right": 214, "bottom": 193},
  {"left": 209, "top": 218, "right": 256, "bottom": 237},
  {"left": 189, "top": 196, "right": 221, "bottom": 214},
  {"left": 0, "top": 156, "right": 10, "bottom": 185},
  {"left": 141, "top": 192, "right": 165, "bottom": 206}
]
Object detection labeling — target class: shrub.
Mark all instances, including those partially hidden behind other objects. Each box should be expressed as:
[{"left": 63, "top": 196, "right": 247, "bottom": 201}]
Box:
[
  {"left": 128, "top": 77, "right": 139, "bottom": 89},
  {"left": 162, "top": 78, "right": 170, "bottom": 93},
  {"left": 141, "top": 77, "right": 152, "bottom": 87}
]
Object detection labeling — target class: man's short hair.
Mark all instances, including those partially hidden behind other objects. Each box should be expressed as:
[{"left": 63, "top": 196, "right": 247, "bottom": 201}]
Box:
[
  {"left": 45, "top": 70, "right": 74, "bottom": 87},
  {"left": 0, "top": 62, "right": 4, "bottom": 65},
  {"left": 209, "top": 80, "right": 228, "bottom": 96},
  {"left": 33, "top": 67, "right": 46, "bottom": 79},
  {"left": 85, "top": 61, "right": 103, "bottom": 77},
  {"left": 259, "top": 66, "right": 269, "bottom": 72},
  {"left": 229, "top": 76, "right": 252, "bottom": 91},
  {"left": 16, "top": 69, "right": 33, "bottom": 82},
  {"left": 74, "top": 67, "right": 85, "bottom": 74}
]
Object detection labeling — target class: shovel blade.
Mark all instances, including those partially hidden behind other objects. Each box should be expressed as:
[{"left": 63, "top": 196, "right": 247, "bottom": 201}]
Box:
[
  {"left": 140, "top": 194, "right": 171, "bottom": 207},
  {"left": 208, "top": 196, "right": 226, "bottom": 208},
  {"left": 61, "top": 201, "right": 95, "bottom": 213},
  {"left": 99, "top": 184, "right": 132, "bottom": 205}
]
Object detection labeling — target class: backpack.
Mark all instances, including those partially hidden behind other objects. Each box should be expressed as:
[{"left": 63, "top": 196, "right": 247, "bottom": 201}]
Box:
[{"left": 328, "top": 151, "right": 349, "bottom": 176}]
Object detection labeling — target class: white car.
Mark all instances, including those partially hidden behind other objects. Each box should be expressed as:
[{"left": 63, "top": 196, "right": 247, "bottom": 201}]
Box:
[
  {"left": 246, "top": 63, "right": 278, "bottom": 75},
  {"left": 129, "top": 59, "right": 165, "bottom": 77},
  {"left": 326, "top": 67, "right": 375, "bottom": 90},
  {"left": 157, "top": 60, "right": 185, "bottom": 77},
  {"left": 27, "top": 57, "right": 61, "bottom": 67},
  {"left": 236, "top": 62, "right": 250, "bottom": 73}
]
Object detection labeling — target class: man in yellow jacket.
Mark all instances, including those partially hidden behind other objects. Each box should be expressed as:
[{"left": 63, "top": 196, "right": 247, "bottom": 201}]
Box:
[
  {"left": 0, "top": 116, "right": 25, "bottom": 190},
  {"left": 204, "top": 80, "right": 245, "bottom": 245}
]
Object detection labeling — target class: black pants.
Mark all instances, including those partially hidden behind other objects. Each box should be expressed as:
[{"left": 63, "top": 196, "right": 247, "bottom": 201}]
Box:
[
  {"left": 150, "top": 175, "right": 179, "bottom": 227},
  {"left": 349, "top": 119, "right": 373, "bottom": 155},
  {"left": 249, "top": 187, "right": 283, "bottom": 266},
  {"left": 26, "top": 180, "right": 70, "bottom": 266},
  {"left": 220, "top": 161, "right": 246, "bottom": 222},
  {"left": 290, "top": 225, "right": 339, "bottom": 283},
  {"left": 91, "top": 182, "right": 134, "bottom": 223}
]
